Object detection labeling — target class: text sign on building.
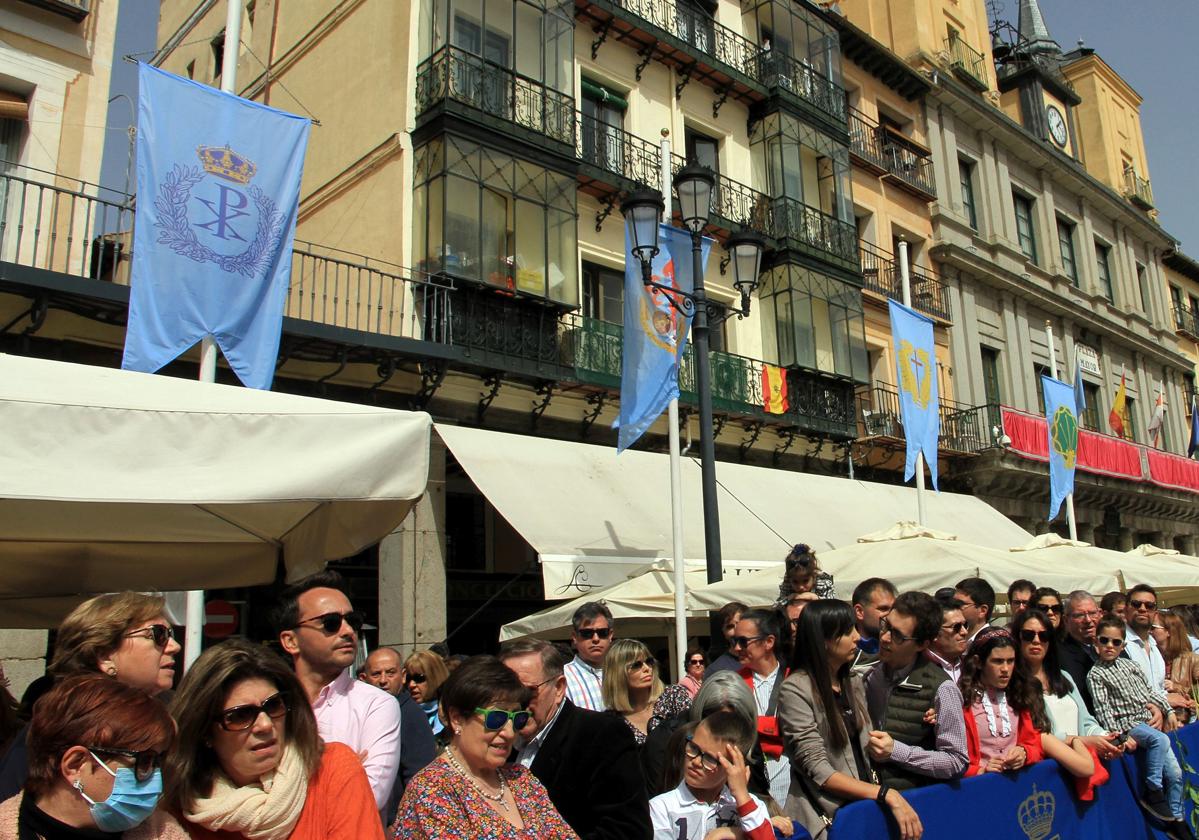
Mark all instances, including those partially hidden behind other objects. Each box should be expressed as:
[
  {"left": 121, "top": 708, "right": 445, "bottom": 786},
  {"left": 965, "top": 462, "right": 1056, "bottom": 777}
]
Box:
[{"left": 1075, "top": 343, "right": 1101, "bottom": 376}]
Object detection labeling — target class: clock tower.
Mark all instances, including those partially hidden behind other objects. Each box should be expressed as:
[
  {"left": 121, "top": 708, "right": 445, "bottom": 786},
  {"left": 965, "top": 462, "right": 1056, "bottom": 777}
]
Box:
[{"left": 991, "top": 0, "right": 1081, "bottom": 156}]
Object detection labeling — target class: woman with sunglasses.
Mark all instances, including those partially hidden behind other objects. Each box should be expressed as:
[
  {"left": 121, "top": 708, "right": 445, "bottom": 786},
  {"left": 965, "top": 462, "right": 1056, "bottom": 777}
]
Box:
[
  {"left": 402, "top": 650, "right": 451, "bottom": 739},
  {"left": 1033, "top": 588, "right": 1065, "bottom": 633},
  {"left": 392, "top": 656, "right": 576, "bottom": 839},
  {"left": 0, "top": 673, "right": 186, "bottom": 840},
  {"left": 601, "top": 640, "right": 664, "bottom": 747},
  {"left": 0, "top": 592, "right": 182, "bottom": 801},
  {"left": 1011, "top": 610, "right": 1121, "bottom": 762},
  {"left": 163, "top": 639, "right": 384, "bottom": 840}
]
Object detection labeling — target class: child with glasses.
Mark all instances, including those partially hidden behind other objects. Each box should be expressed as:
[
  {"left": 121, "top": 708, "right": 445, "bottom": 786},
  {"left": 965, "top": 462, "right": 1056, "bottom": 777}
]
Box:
[
  {"left": 1087, "top": 615, "right": 1184, "bottom": 827},
  {"left": 649, "top": 711, "right": 777, "bottom": 840}
]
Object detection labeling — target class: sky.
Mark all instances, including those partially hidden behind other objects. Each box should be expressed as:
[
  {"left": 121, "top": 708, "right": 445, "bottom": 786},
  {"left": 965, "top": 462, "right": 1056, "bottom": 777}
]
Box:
[
  {"left": 1006, "top": 0, "right": 1199, "bottom": 251},
  {"left": 100, "top": 1, "right": 1199, "bottom": 250}
]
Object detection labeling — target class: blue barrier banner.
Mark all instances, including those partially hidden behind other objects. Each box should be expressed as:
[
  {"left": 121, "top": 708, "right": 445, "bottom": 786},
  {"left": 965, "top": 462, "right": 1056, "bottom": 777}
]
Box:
[{"left": 829, "top": 722, "right": 1199, "bottom": 838}]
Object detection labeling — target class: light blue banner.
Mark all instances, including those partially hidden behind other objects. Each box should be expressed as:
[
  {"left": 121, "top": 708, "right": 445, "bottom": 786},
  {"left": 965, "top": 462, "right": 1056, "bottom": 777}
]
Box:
[
  {"left": 1073, "top": 357, "right": 1087, "bottom": 419},
  {"left": 888, "top": 299, "right": 939, "bottom": 490},
  {"left": 615, "top": 223, "right": 710, "bottom": 452},
  {"left": 122, "top": 63, "right": 311, "bottom": 390},
  {"left": 1042, "top": 373, "right": 1079, "bottom": 520}
]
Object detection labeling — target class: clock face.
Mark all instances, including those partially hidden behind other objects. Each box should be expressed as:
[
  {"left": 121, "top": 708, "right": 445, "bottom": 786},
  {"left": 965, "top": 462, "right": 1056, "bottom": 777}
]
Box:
[{"left": 1047, "top": 105, "right": 1068, "bottom": 148}]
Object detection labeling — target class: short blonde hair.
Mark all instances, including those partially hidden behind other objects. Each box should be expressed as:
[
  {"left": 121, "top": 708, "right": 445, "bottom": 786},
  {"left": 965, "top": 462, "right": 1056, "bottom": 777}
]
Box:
[
  {"left": 404, "top": 650, "right": 450, "bottom": 701},
  {"left": 50, "top": 592, "right": 166, "bottom": 678},
  {"left": 602, "top": 638, "right": 663, "bottom": 713}
]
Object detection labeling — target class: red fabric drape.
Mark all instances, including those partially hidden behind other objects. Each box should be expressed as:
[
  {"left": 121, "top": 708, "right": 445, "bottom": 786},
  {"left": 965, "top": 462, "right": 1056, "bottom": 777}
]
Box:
[
  {"left": 1000, "top": 407, "right": 1143, "bottom": 481},
  {"left": 1147, "top": 449, "right": 1199, "bottom": 493}
]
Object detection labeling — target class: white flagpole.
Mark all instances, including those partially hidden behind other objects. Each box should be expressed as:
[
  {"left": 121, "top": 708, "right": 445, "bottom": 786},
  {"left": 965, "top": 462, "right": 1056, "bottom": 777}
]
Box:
[
  {"left": 897, "top": 240, "right": 925, "bottom": 525},
  {"left": 185, "top": 0, "right": 245, "bottom": 671},
  {"left": 1045, "top": 321, "right": 1078, "bottom": 540},
  {"left": 662, "top": 133, "right": 688, "bottom": 682}
]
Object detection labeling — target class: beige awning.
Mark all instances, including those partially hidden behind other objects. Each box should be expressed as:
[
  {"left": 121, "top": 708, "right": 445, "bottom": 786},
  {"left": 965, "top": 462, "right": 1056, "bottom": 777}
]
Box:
[
  {"left": 0, "top": 355, "right": 432, "bottom": 626},
  {"left": 434, "top": 424, "right": 1031, "bottom": 600}
]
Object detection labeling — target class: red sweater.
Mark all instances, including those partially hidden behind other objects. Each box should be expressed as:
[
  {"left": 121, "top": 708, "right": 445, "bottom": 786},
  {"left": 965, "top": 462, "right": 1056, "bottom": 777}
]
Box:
[{"left": 963, "top": 706, "right": 1044, "bottom": 777}]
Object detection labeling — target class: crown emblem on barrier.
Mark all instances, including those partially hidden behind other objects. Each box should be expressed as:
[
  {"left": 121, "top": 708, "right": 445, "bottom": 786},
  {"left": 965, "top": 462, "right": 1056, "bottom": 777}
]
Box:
[
  {"left": 1017, "top": 785, "right": 1057, "bottom": 840},
  {"left": 196, "top": 145, "right": 257, "bottom": 184}
]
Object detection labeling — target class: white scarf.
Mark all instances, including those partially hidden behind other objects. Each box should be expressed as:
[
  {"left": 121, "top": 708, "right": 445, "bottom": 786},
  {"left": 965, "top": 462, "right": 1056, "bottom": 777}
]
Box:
[
  {"left": 185, "top": 742, "right": 309, "bottom": 840},
  {"left": 981, "top": 689, "right": 1012, "bottom": 738}
]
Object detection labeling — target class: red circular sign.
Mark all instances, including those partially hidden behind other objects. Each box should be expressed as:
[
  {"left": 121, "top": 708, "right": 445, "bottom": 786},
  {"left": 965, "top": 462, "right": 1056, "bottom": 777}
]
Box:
[{"left": 203, "top": 599, "right": 239, "bottom": 639}]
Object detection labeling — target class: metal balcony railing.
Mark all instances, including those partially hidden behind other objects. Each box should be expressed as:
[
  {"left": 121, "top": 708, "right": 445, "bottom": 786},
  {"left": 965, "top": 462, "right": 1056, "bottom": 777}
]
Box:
[
  {"left": 857, "top": 383, "right": 995, "bottom": 453},
  {"left": 1174, "top": 306, "right": 1199, "bottom": 339},
  {"left": 1123, "top": 168, "right": 1154, "bottom": 209},
  {"left": 846, "top": 107, "right": 936, "bottom": 197},
  {"left": 858, "top": 240, "right": 951, "bottom": 321},
  {"left": 415, "top": 46, "right": 575, "bottom": 146},
  {"left": 746, "top": 49, "right": 847, "bottom": 124},
  {"left": 771, "top": 198, "right": 859, "bottom": 266},
  {"left": 668, "top": 154, "right": 773, "bottom": 238},
  {"left": 672, "top": 1, "right": 756, "bottom": 83},
  {"left": 944, "top": 35, "right": 989, "bottom": 91},
  {"left": 576, "top": 111, "right": 662, "bottom": 189}
]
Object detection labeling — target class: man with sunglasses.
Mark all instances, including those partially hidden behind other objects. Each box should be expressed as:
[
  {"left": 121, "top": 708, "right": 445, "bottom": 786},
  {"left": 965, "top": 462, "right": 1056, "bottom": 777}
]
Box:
[
  {"left": 1124, "top": 584, "right": 1168, "bottom": 691},
  {"left": 499, "top": 638, "right": 651, "bottom": 839},
  {"left": 926, "top": 594, "right": 969, "bottom": 683},
  {"left": 954, "top": 577, "right": 995, "bottom": 643},
  {"left": 564, "top": 602, "right": 614, "bottom": 711},
  {"left": 864, "top": 591, "right": 969, "bottom": 790},
  {"left": 274, "top": 571, "right": 401, "bottom": 815}
]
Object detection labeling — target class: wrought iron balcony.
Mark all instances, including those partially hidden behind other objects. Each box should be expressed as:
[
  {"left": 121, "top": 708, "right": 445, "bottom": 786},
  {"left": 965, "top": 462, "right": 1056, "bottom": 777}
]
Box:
[
  {"left": 771, "top": 198, "right": 859, "bottom": 268},
  {"left": 415, "top": 46, "right": 575, "bottom": 147},
  {"left": 576, "top": 111, "right": 661, "bottom": 190},
  {"left": 668, "top": 154, "right": 773, "bottom": 239},
  {"left": 1123, "top": 167, "right": 1154, "bottom": 210},
  {"left": 857, "top": 383, "right": 994, "bottom": 453},
  {"left": 747, "top": 49, "right": 847, "bottom": 124},
  {"left": 846, "top": 107, "right": 935, "bottom": 199},
  {"left": 944, "top": 35, "right": 989, "bottom": 91},
  {"left": 858, "top": 240, "right": 951, "bottom": 321},
  {"left": 1174, "top": 305, "right": 1199, "bottom": 339}
]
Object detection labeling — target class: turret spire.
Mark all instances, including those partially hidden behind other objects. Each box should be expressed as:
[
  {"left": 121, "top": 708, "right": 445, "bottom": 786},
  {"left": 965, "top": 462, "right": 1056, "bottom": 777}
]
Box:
[{"left": 1017, "top": 0, "right": 1061, "bottom": 57}]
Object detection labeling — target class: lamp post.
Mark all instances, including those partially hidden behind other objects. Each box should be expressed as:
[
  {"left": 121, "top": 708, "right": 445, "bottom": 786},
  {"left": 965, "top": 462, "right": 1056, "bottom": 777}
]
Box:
[{"left": 621, "top": 166, "right": 765, "bottom": 584}]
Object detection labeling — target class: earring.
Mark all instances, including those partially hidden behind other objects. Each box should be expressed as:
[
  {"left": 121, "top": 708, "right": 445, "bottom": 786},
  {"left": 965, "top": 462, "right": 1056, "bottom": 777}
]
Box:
[
  {"left": 453, "top": 726, "right": 461, "bottom": 735},
  {"left": 105, "top": 665, "right": 117, "bottom": 676},
  {"left": 73, "top": 779, "right": 84, "bottom": 793}
]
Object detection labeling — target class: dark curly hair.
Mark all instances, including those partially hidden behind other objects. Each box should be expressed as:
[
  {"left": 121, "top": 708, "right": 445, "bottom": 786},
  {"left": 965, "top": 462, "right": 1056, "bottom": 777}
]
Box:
[{"left": 959, "top": 628, "right": 1047, "bottom": 732}]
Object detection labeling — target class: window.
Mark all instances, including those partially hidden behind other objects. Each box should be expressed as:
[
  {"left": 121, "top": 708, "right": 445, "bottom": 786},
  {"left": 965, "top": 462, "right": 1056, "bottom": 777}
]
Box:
[
  {"left": 580, "top": 79, "right": 626, "bottom": 177},
  {"left": 1190, "top": 294, "right": 1199, "bottom": 317},
  {"left": 959, "top": 159, "right": 977, "bottom": 230},
  {"left": 758, "top": 264, "right": 868, "bottom": 382},
  {"left": 412, "top": 136, "right": 578, "bottom": 304},
  {"left": 1033, "top": 363, "right": 1050, "bottom": 411},
  {"left": 186, "top": 60, "right": 196, "bottom": 79},
  {"left": 1056, "top": 218, "right": 1077, "bottom": 286},
  {"left": 684, "top": 128, "right": 720, "bottom": 175},
  {"left": 211, "top": 30, "right": 225, "bottom": 82},
  {"left": 1013, "top": 192, "right": 1037, "bottom": 263},
  {"left": 1095, "top": 242, "right": 1114, "bottom": 302},
  {"left": 1124, "top": 395, "right": 1137, "bottom": 441},
  {"left": 1081, "top": 382, "right": 1100, "bottom": 430},
  {"left": 676, "top": 0, "right": 715, "bottom": 53},
  {"left": 981, "top": 346, "right": 1002, "bottom": 406},
  {"left": 0, "top": 117, "right": 21, "bottom": 171},
  {"left": 582, "top": 261, "right": 623, "bottom": 324},
  {"left": 1137, "top": 264, "right": 1150, "bottom": 313}
]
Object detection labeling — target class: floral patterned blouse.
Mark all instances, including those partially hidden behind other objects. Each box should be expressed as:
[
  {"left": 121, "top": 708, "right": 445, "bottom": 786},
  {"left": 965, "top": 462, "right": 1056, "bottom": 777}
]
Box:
[
  {"left": 648, "top": 683, "right": 693, "bottom": 732},
  {"left": 391, "top": 757, "right": 578, "bottom": 840}
]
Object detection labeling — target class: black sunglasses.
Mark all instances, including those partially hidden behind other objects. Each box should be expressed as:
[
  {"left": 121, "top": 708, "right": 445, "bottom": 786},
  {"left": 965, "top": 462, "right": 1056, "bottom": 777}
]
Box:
[
  {"left": 576, "top": 627, "right": 611, "bottom": 640},
  {"left": 729, "top": 634, "right": 767, "bottom": 649},
  {"left": 218, "top": 693, "right": 290, "bottom": 731},
  {"left": 475, "top": 707, "right": 532, "bottom": 731},
  {"left": 124, "top": 624, "right": 175, "bottom": 649},
  {"left": 1038, "top": 603, "right": 1064, "bottom": 615},
  {"left": 1096, "top": 635, "right": 1125, "bottom": 648},
  {"left": 1020, "top": 628, "right": 1051, "bottom": 643},
  {"left": 89, "top": 746, "right": 163, "bottom": 783},
  {"left": 941, "top": 621, "right": 967, "bottom": 634},
  {"left": 294, "top": 611, "right": 364, "bottom": 635},
  {"left": 1131, "top": 600, "right": 1158, "bottom": 612},
  {"left": 626, "top": 657, "right": 656, "bottom": 672},
  {"left": 687, "top": 657, "right": 707, "bottom": 666},
  {"left": 880, "top": 619, "right": 916, "bottom": 645},
  {"left": 406, "top": 672, "right": 427, "bottom": 684}
]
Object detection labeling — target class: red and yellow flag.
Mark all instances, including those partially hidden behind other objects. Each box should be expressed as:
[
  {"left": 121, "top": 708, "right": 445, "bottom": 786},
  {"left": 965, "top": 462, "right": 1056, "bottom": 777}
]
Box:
[
  {"left": 1108, "top": 370, "right": 1127, "bottom": 438},
  {"left": 762, "top": 364, "right": 789, "bottom": 414}
]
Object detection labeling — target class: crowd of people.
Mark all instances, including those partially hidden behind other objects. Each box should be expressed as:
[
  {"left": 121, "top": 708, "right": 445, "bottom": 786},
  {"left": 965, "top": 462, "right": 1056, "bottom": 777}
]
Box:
[{"left": 0, "top": 550, "right": 1197, "bottom": 840}]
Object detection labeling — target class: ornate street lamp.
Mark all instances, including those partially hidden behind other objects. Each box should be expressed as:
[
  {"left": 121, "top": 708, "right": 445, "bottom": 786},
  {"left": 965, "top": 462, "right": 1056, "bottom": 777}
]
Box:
[{"left": 621, "top": 166, "right": 766, "bottom": 586}]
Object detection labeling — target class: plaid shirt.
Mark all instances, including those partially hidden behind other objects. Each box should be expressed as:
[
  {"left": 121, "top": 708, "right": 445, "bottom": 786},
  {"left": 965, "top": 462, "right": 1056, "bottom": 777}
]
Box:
[
  {"left": 563, "top": 656, "right": 605, "bottom": 711},
  {"left": 1086, "top": 656, "right": 1172, "bottom": 734}
]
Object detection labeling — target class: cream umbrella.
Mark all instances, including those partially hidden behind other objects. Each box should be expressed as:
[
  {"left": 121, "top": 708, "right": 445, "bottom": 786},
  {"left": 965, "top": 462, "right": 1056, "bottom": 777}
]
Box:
[{"left": 1120, "top": 545, "right": 1199, "bottom": 604}]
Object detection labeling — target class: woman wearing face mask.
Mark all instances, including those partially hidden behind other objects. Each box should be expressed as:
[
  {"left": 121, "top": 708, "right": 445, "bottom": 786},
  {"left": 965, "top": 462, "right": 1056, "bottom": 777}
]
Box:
[
  {"left": 0, "top": 673, "right": 186, "bottom": 840},
  {"left": 163, "top": 639, "right": 384, "bottom": 840},
  {"left": 0, "top": 593, "right": 183, "bottom": 801},
  {"left": 402, "top": 651, "right": 451, "bottom": 738}
]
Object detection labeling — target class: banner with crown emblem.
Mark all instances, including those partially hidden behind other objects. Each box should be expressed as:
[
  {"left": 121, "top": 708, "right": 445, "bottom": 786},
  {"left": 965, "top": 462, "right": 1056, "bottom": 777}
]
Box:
[
  {"left": 887, "top": 299, "right": 939, "bottom": 490},
  {"left": 1042, "top": 374, "right": 1078, "bottom": 521},
  {"left": 122, "top": 63, "right": 310, "bottom": 390}
]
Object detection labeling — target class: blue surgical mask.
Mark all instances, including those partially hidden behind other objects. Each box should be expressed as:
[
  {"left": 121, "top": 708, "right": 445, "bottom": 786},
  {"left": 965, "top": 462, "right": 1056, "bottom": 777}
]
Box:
[{"left": 76, "top": 751, "right": 163, "bottom": 832}]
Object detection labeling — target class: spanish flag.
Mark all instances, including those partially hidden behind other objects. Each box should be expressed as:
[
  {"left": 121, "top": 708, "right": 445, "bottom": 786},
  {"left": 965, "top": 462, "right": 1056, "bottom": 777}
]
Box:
[
  {"left": 1108, "top": 369, "right": 1127, "bottom": 438},
  {"left": 762, "top": 364, "right": 789, "bottom": 414}
]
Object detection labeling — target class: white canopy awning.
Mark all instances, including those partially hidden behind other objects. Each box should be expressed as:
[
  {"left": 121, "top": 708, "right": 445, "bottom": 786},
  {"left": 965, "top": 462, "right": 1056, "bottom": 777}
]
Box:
[
  {"left": 0, "top": 355, "right": 432, "bottom": 626},
  {"left": 435, "top": 424, "right": 1031, "bottom": 600}
]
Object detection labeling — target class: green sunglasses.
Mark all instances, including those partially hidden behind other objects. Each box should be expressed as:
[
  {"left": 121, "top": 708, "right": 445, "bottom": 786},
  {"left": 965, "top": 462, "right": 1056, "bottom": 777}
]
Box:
[{"left": 474, "top": 707, "right": 532, "bottom": 731}]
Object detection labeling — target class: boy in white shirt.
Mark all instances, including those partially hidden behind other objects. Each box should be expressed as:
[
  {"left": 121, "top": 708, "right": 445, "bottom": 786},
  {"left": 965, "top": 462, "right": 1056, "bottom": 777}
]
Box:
[{"left": 650, "top": 711, "right": 779, "bottom": 840}]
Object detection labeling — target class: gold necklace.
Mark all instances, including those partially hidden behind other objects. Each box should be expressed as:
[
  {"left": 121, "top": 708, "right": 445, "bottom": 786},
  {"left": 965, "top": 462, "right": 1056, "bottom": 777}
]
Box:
[{"left": 445, "top": 747, "right": 510, "bottom": 812}]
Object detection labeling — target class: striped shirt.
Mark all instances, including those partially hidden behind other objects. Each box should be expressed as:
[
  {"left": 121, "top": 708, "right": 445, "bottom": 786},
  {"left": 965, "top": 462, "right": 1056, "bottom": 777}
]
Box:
[
  {"left": 1087, "top": 656, "right": 1172, "bottom": 734},
  {"left": 564, "top": 656, "right": 605, "bottom": 711}
]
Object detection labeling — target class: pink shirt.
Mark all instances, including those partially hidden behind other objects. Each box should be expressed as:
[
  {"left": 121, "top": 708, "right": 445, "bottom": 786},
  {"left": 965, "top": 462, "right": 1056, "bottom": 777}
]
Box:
[
  {"left": 312, "top": 669, "right": 401, "bottom": 811},
  {"left": 970, "top": 691, "right": 1017, "bottom": 762}
]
